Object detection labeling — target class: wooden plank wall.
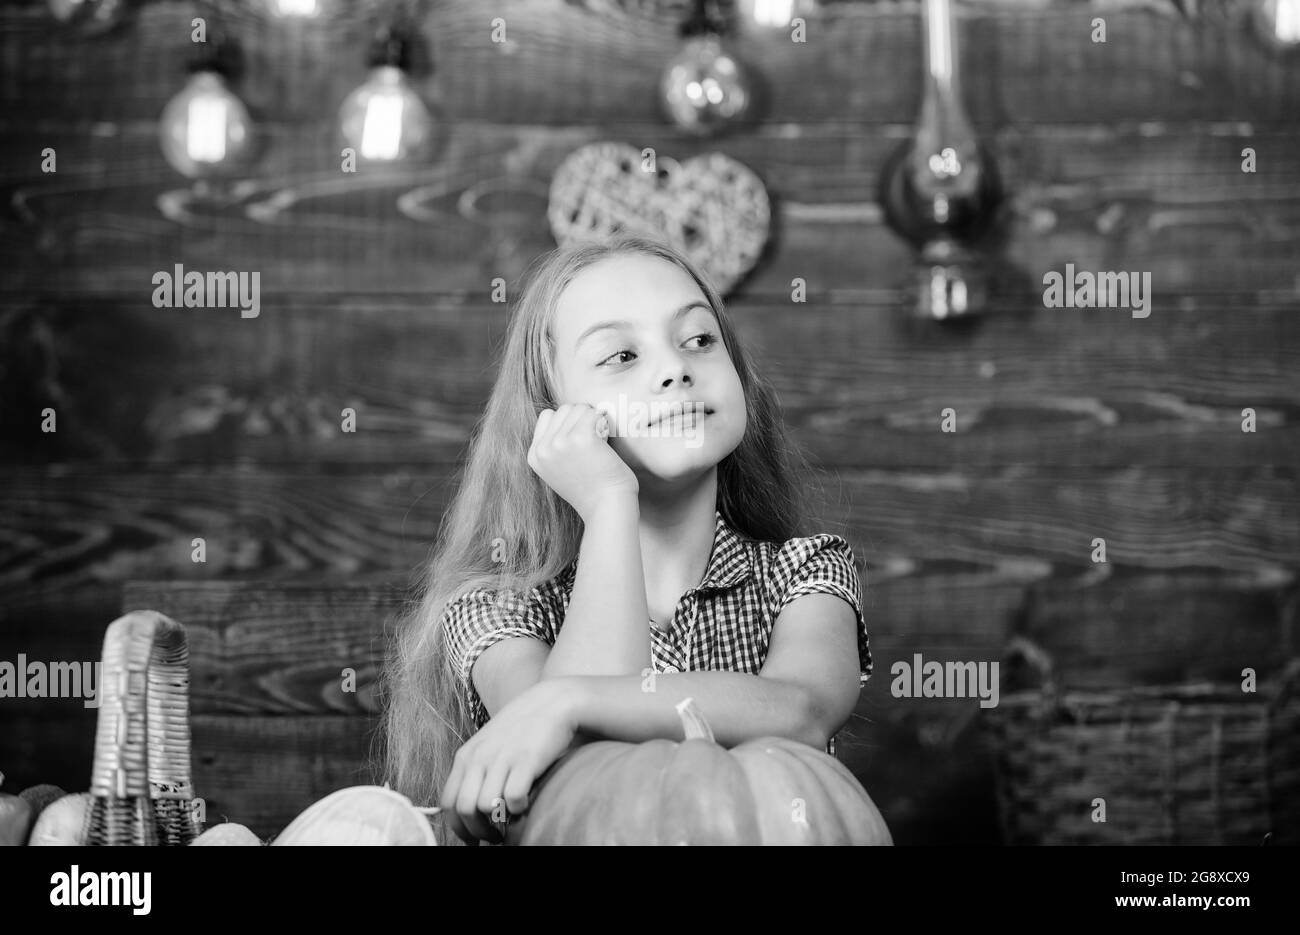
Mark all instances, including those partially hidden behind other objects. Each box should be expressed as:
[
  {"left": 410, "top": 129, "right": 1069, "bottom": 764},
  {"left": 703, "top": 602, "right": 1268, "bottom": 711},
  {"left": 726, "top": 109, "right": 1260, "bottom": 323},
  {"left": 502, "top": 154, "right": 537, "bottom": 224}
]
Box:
[{"left": 1, "top": 0, "right": 1298, "bottom": 843}]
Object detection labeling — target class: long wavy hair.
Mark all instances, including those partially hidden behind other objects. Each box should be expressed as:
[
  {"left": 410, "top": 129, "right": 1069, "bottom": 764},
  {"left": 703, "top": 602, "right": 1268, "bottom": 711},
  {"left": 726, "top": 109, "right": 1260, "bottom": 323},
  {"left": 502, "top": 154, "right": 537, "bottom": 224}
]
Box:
[{"left": 376, "top": 233, "right": 821, "bottom": 844}]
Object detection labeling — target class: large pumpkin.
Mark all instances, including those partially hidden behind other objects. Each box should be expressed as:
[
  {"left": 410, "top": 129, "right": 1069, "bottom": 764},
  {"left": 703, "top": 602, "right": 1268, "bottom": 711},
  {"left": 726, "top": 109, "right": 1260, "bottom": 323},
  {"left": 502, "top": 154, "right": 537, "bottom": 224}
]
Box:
[{"left": 505, "top": 697, "right": 892, "bottom": 845}]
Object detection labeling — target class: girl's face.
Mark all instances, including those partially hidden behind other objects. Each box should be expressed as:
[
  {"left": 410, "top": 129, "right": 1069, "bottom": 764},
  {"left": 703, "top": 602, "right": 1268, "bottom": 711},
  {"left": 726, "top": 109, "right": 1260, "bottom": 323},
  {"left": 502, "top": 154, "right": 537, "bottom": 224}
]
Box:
[{"left": 550, "top": 253, "right": 747, "bottom": 486}]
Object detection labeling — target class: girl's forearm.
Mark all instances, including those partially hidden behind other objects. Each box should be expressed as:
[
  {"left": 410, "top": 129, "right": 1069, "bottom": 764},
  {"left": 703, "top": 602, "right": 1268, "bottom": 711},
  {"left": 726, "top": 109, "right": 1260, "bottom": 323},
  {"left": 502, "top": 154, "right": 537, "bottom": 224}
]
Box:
[
  {"left": 555, "top": 671, "right": 824, "bottom": 750},
  {"left": 542, "top": 493, "right": 651, "bottom": 678}
]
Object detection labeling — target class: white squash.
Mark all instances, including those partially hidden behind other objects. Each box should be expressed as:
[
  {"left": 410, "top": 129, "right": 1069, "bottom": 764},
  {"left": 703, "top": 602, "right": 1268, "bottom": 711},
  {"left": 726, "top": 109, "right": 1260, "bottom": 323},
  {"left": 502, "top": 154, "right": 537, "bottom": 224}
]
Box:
[
  {"left": 272, "top": 785, "right": 438, "bottom": 846},
  {"left": 190, "top": 822, "right": 263, "bottom": 845},
  {"left": 28, "top": 792, "right": 91, "bottom": 846}
]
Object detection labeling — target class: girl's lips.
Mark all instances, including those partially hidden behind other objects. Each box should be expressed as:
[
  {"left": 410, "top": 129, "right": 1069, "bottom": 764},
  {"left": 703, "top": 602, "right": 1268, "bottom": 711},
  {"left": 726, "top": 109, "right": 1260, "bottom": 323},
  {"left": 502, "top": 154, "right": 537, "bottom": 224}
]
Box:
[{"left": 650, "top": 406, "right": 714, "bottom": 428}]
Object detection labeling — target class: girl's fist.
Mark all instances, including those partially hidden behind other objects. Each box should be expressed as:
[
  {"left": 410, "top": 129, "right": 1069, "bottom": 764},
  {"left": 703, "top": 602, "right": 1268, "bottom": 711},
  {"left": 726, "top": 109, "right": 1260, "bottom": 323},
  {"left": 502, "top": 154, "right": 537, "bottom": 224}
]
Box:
[{"left": 527, "top": 403, "right": 638, "bottom": 520}]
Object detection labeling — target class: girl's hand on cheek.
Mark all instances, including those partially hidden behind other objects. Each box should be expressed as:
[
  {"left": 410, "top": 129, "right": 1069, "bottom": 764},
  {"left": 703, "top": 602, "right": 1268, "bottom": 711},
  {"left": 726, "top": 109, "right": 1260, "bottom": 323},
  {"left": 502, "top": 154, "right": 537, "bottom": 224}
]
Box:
[
  {"left": 439, "top": 678, "right": 580, "bottom": 845},
  {"left": 528, "top": 403, "right": 639, "bottom": 522}
]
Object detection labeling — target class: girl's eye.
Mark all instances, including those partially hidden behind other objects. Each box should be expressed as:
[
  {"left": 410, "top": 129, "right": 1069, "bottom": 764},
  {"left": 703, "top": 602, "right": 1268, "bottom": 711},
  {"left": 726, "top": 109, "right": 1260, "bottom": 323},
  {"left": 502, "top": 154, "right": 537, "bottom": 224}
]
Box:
[{"left": 599, "top": 333, "right": 716, "bottom": 367}]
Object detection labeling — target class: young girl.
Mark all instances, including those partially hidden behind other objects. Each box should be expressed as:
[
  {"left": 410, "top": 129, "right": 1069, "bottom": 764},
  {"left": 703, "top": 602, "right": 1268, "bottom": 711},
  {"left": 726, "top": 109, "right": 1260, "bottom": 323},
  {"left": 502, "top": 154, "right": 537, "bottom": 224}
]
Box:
[{"left": 380, "top": 233, "right": 872, "bottom": 845}]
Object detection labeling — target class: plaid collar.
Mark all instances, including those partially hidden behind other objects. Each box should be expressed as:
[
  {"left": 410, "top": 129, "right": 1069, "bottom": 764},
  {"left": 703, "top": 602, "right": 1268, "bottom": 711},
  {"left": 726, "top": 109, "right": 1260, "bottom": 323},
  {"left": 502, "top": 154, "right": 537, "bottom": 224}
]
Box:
[{"left": 698, "top": 509, "right": 753, "bottom": 591}]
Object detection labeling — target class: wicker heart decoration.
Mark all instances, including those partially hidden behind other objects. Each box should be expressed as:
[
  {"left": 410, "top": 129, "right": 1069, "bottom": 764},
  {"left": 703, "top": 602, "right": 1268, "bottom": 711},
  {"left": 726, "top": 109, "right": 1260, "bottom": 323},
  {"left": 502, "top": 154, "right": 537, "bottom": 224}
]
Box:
[{"left": 547, "top": 141, "right": 771, "bottom": 295}]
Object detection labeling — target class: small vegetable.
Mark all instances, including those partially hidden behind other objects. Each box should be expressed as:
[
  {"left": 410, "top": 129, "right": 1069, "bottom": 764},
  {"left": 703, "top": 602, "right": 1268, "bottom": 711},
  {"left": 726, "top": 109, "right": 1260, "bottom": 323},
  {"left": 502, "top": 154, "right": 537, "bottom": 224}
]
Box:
[
  {"left": 28, "top": 792, "right": 92, "bottom": 846},
  {"left": 272, "top": 785, "right": 438, "bottom": 846},
  {"left": 19, "top": 783, "right": 67, "bottom": 818},
  {"left": 0, "top": 794, "right": 34, "bottom": 847},
  {"left": 190, "top": 822, "right": 263, "bottom": 846}
]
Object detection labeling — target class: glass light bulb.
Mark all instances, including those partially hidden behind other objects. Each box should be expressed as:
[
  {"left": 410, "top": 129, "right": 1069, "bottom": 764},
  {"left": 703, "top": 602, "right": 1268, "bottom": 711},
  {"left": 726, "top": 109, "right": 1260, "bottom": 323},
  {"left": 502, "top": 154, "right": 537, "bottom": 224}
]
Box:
[
  {"left": 915, "top": 238, "right": 986, "bottom": 321},
  {"left": 659, "top": 36, "right": 755, "bottom": 137},
  {"left": 735, "top": 0, "right": 813, "bottom": 31},
  {"left": 269, "top": 0, "right": 319, "bottom": 16},
  {"left": 251, "top": 0, "right": 353, "bottom": 20},
  {"left": 339, "top": 65, "right": 436, "bottom": 163},
  {"left": 158, "top": 71, "right": 256, "bottom": 179},
  {"left": 47, "top": 0, "right": 131, "bottom": 36},
  {"left": 1253, "top": 0, "right": 1300, "bottom": 49}
]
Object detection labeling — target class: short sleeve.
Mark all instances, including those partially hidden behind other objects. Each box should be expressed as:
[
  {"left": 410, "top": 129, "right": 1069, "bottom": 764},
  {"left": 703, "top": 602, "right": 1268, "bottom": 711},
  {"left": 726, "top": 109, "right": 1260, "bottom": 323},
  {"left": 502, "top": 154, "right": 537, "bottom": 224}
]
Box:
[
  {"left": 441, "top": 587, "right": 555, "bottom": 729},
  {"left": 773, "top": 535, "right": 872, "bottom": 686}
]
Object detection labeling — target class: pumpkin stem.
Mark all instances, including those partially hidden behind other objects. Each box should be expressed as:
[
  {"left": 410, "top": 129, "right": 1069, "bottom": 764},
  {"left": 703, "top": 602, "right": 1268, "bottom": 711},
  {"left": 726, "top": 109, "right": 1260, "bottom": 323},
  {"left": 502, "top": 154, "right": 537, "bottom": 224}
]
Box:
[{"left": 675, "top": 697, "right": 716, "bottom": 742}]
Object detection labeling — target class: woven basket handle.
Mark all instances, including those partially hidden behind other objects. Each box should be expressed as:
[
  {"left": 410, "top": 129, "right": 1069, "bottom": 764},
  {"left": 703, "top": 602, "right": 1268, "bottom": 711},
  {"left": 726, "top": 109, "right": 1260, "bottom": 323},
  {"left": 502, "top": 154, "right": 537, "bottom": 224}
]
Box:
[{"left": 87, "top": 610, "right": 199, "bottom": 843}]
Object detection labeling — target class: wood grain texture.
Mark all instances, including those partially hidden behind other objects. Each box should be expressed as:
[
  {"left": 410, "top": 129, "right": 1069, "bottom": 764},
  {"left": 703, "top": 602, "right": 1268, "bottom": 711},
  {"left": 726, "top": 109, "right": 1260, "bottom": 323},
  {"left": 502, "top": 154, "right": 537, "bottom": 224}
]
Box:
[
  {"left": 2, "top": 122, "right": 1297, "bottom": 299},
  {"left": 3, "top": 0, "right": 1296, "bottom": 847},
  {"left": 189, "top": 714, "right": 382, "bottom": 839},
  {"left": 117, "top": 579, "right": 410, "bottom": 716},
  {"left": 4, "top": 468, "right": 1295, "bottom": 726},
  {"left": 0, "top": 564, "right": 1122, "bottom": 719},
  {"left": 2, "top": 300, "right": 1296, "bottom": 468},
  {"left": 1, "top": 466, "right": 1295, "bottom": 593},
  {"left": 1015, "top": 570, "right": 1300, "bottom": 688},
  {"left": 103, "top": 574, "right": 1026, "bottom": 716}
]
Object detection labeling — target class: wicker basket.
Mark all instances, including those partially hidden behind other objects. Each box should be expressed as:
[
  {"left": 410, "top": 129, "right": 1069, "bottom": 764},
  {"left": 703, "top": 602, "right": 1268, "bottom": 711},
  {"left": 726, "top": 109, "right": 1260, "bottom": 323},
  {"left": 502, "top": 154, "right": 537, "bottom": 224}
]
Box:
[
  {"left": 81, "top": 610, "right": 203, "bottom": 845},
  {"left": 983, "top": 636, "right": 1300, "bottom": 846}
]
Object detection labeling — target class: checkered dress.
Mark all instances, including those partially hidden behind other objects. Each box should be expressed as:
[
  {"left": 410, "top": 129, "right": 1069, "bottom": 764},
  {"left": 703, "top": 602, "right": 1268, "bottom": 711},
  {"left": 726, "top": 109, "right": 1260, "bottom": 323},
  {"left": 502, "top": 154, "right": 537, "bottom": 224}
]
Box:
[{"left": 443, "top": 509, "right": 872, "bottom": 751}]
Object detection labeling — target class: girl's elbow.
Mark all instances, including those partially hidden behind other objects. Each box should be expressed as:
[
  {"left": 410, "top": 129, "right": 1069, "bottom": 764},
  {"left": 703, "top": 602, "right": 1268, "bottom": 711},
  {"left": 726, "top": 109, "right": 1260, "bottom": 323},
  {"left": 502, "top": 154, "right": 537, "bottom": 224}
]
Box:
[
  {"left": 793, "top": 689, "right": 836, "bottom": 750},
  {"left": 796, "top": 684, "right": 856, "bottom": 750}
]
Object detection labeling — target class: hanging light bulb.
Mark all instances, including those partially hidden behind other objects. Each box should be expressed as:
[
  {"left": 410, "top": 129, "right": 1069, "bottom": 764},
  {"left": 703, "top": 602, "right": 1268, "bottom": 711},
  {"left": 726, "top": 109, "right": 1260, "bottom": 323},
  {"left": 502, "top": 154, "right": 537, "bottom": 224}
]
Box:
[
  {"left": 915, "top": 236, "right": 988, "bottom": 322},
  {"left": 1252, "top": 0, "right": 1300, "bottom": 51},
  {"left": 262, "top": 0, "right": 323, "bottom": 17},
  {"left": 158, "top": 54, "right": 256, "bottom": 181},
  {"left": 338, "top": 24, "right": 440, "bottom": 164},
  {"left": 735, "top": 0, "right": 814, "bottom": 32},
  {"left": 249, "top": 0, "right": 352, "bottom": 21},
  {"left": 46, "top": 0, "right": 132, "bottom": 36},
  {"left": 659, "top": 0, "right": 761, "bottom": 137}
]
